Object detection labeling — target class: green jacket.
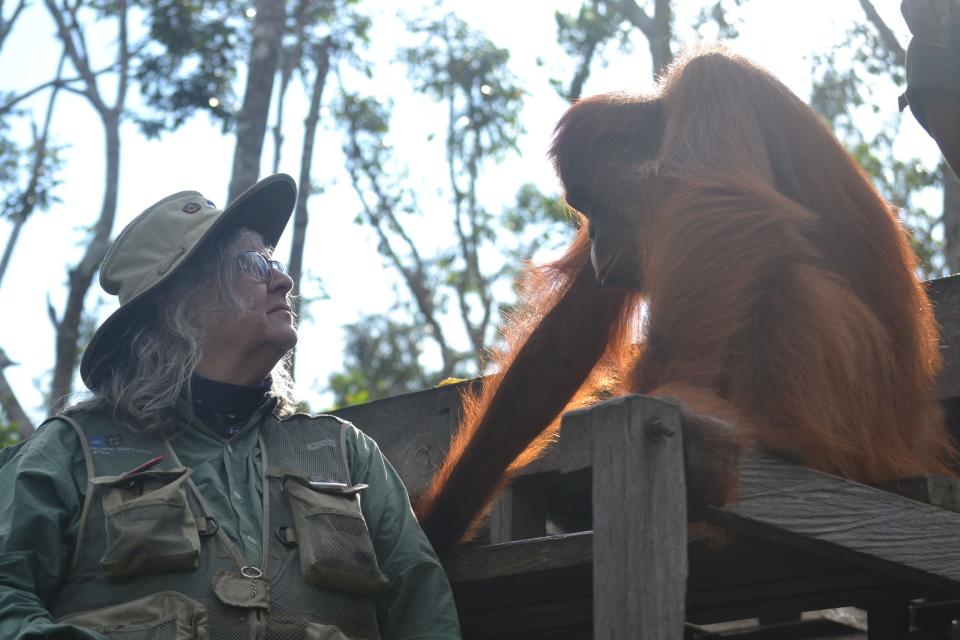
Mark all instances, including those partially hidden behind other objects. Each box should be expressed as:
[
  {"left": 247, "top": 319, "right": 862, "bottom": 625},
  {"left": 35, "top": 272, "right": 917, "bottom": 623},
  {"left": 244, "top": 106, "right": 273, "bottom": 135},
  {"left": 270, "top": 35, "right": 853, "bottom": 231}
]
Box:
[{"left": 0, "top": 400, "right": 461, "bottom": 639}]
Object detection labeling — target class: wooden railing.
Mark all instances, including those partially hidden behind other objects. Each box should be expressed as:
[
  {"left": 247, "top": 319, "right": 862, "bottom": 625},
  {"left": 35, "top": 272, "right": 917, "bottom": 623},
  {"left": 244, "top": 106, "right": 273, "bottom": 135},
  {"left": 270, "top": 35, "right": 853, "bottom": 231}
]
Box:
[{"left": 332, "top": 274, "right": 960, "bottom": 639}]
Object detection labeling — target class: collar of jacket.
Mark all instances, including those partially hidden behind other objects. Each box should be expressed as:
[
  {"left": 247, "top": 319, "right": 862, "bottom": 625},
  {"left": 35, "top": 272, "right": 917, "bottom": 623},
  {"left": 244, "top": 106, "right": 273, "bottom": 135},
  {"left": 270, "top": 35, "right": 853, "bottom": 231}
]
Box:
[{"left": 170, "top": 394, "right": 279, "bottom": 445}]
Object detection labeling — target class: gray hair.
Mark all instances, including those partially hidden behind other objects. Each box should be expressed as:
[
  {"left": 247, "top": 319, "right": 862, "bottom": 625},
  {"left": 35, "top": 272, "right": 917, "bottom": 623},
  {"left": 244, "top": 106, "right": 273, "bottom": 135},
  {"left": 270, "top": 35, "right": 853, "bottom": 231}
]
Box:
[{"left": 68, "top": 227, "right": 298, "bottom": 434}]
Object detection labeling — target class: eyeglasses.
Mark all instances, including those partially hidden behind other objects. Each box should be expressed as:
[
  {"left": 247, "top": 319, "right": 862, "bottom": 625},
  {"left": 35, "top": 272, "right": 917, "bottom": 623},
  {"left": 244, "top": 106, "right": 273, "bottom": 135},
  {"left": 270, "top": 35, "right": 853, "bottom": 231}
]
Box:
[{"left": 237, "top": 251, "right": 285, "bottom": 282}]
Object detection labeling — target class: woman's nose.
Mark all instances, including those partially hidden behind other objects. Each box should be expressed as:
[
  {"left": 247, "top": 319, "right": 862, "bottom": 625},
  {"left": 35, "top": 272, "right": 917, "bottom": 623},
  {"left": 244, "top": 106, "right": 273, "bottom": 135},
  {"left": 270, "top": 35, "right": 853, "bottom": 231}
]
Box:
[{"left": 270, "top": 267, "right": 294, "bottom": 294}]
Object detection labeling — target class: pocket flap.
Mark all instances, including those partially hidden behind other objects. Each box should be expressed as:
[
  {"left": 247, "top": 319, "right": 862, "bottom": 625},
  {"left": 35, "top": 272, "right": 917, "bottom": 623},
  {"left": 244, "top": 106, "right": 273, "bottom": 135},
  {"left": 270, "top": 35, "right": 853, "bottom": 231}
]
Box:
[
  {"left": 57, "top": 591, "right": 207, "bottom": 639},
  {"left": 212, "top": 570, "right": 271, "bottom": 609},
  {"left": 281, "top": 472, "right": 367, "bottom": 496}
]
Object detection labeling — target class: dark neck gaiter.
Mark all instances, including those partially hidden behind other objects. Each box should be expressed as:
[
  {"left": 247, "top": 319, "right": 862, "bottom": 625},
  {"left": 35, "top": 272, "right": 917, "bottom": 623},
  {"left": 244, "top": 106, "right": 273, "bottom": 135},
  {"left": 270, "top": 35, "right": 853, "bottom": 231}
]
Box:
[{"left": 190, "top": 373, "right": 272, "bottom": 440}]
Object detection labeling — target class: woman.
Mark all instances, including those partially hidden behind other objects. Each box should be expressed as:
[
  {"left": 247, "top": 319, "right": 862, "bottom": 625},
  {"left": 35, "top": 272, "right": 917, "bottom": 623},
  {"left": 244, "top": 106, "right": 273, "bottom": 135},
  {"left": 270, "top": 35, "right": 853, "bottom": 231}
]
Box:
[{"left": 0, "top": 174, "right": 461, "bottom": 639}]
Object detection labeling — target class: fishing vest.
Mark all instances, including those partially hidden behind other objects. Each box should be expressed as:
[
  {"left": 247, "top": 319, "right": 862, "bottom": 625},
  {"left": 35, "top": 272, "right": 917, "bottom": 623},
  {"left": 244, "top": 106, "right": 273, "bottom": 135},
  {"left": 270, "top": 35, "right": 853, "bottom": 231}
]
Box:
[{"left": 47, "top": 410, "right": 389, "bottom": 640}]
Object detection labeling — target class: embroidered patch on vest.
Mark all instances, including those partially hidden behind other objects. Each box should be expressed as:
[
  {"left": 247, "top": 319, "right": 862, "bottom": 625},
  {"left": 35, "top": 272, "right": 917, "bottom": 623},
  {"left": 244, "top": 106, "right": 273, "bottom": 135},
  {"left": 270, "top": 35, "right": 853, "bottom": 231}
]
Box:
[
  {"left": 306, "top": 439, "right": 337, "bottom": 451},
  {"left": 88, "top": 433, "right": 126, "bottom": 449}
]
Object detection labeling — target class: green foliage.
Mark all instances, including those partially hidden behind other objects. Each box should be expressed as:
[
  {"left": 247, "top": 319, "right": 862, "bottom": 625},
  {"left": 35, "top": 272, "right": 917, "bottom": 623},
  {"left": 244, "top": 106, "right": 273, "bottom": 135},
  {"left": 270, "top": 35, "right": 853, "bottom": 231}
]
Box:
[
  {"left": 499, "top": 183, "right": 576, "bottom": 274},
  {"left": 132, "top": 0, "right": 245, "bottom": 136},
  {"left": 0, "top": 113, "right": 64, "bottom": 219},
  {"left": 327, "top": 314, "right": 436, "bottom": 408},
  {"left": 810, "top": 20, "right": 943, "bottom": 276},
  {"left": 329, "top": 13, "right": 574, "bottom": 399},
  {"left": 401, "top": 13, "right": 525, "bottom": 163},
  {"left": 691, "top": 0, "right": 747, "bottom": 39},
  {"left": 0, "top": 417, "right": 20, "bottom": 448},
  {"left": 551, "top": 1, "right": 633, "bottom": 98}
]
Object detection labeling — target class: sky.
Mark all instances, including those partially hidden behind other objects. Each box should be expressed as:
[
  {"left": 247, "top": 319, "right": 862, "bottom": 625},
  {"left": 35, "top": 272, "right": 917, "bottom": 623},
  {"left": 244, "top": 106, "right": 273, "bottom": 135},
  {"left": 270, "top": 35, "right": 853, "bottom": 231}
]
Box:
[{"left": 0, "top": 0, "right": 941, "bottom": 425}]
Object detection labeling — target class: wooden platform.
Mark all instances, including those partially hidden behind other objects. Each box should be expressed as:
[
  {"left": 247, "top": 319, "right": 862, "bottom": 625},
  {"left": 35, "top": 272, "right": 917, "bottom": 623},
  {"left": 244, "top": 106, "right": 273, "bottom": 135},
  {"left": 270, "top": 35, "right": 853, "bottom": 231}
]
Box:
[{"left": 332, "top": 274, "right": 960, "bottom": 639}]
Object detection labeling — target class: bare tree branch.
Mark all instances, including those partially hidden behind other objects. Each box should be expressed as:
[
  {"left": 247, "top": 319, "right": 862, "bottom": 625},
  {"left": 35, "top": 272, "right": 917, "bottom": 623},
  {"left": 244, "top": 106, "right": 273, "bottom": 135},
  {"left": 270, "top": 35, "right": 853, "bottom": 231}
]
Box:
[
  {"left": 271, "top": 0, "right": 310, "bottom": 174},
  {"left": 858, "top": 0, "right": 906, "bottom": 67},
  {"left": 566, "top": 1, "right": 607, "bottom": 100},
  {"left": 610, "top": 0, "right": 673, "bottom": 75},
  {"left": 43, "top": 0, "right": 106, "bottom": 112},
  {"left": 0, "top": 348, "right": 34, "bottom": 438},
  {"left": 0, "top": 0, "right": 27, "bottom": 54},
  {"left": 44, "top": 0, "right": 127, "bottom": 411},
  {"left": 614, "top": 0, "right": 653, "bottom": 33},
  {"left": 0, "top": 59, "right": 122, "bottom": 116},
  {"left": 0, "top": 47, "right": 65, "bottom": 287},
  {"left": 343, "top": 123, "right": 458, "bottom": 377},
  {"left": 115, "top": 0, "right": 129, "bottom": 111}
]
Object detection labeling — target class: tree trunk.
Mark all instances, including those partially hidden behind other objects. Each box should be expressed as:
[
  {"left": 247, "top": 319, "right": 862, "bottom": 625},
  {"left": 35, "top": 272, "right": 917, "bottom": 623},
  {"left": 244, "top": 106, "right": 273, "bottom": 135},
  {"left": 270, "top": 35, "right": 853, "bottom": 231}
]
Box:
[
  {"left": 49, "top": 112, "right": 121, "bottom": 412},
  {"left": 228, "top": 0, "right": 286, "bottom": 201},
  {"left": 943, "top": 161, "right": 960, "bottom": 274},
  {"left": 287, "top": 44, "right": 330, "bottom": 377},
  {"left": 270, "top": 0, "right": 310, "bottom": 174},
  {"left": 648, "top": 0, "right": 673, "bottom": 75},
  {"left": 615, "top": 0, "right": 673, "bottom": 77}
]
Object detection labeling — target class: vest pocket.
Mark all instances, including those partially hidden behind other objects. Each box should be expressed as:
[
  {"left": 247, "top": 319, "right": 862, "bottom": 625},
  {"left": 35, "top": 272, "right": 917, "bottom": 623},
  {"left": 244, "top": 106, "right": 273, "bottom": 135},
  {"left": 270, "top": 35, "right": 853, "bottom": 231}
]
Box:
[
  {"left": 283, "top": 475, "right": 389, "bottom": 596},
  {"left": 56, "top": 591, "right": 208, "bottom": 640},
  {"left": 92, "top": 468, "right": 200, "bottom": 578}
]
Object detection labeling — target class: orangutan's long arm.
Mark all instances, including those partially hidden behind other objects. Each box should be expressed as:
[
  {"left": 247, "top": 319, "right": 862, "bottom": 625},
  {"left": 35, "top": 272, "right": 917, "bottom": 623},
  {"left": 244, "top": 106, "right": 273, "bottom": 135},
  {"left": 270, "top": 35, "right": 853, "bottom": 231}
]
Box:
[{"left": 416, "top": 256, "right": 630, "bottom": 553}]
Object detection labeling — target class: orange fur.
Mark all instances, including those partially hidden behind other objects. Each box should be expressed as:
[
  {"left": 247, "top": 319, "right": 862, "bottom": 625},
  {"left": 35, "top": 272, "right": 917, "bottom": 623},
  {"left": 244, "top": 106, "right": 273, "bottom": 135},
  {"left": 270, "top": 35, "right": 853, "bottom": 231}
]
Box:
[{"left": 415, "top": 47, "right": 958, "bottom": 554}]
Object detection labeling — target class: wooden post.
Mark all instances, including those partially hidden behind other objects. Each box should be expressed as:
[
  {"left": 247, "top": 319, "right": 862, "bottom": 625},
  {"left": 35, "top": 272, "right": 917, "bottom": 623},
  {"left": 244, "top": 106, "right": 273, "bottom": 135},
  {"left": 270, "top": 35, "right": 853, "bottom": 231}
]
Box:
[
  {"left": 489, "top": 481, "right": 547, "bottom": 543},
  {"left": 591, "top": 395, "right": 687, "bottom": 639}
]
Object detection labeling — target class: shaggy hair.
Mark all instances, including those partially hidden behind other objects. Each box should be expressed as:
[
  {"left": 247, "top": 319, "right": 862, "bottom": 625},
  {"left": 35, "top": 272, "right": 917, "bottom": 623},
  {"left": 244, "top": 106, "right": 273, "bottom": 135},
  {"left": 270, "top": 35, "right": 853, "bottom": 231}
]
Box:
[{"left": 68, "top": 227, "right": 298, "bottom": 434}]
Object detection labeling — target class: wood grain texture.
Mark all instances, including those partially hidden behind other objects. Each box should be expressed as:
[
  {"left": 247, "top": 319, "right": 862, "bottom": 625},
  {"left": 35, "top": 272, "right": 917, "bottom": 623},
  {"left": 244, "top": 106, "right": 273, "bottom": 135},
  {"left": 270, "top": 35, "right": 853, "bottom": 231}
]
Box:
[
  {"left": 330, "top": 380, "right": 474, "bottom": 499},
  {"left": 591, "top": 395, "right": 687, "bottom": 640},
  {"left": 700, "top": 451, "right": 960, "bottom": 591},
  {"left": 443, "top": 532, "right": 944, "bottom": 637},
  {"left": 445, "top": 531, "right": 593, "bottom": 583}
]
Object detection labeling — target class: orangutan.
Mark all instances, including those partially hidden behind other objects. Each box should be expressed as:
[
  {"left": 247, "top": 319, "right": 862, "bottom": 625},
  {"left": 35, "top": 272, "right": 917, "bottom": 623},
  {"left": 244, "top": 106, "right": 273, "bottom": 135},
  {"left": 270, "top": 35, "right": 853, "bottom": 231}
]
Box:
[{"left": 416, "top": 48, "right": 957, "bottom": 553}]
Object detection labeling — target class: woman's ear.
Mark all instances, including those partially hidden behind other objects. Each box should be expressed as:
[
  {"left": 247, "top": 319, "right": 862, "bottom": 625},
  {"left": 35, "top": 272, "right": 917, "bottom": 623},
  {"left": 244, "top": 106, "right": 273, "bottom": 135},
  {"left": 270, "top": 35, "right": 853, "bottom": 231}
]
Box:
[{"left": 550, "top": 95, "right": 663, "bottom": 207}]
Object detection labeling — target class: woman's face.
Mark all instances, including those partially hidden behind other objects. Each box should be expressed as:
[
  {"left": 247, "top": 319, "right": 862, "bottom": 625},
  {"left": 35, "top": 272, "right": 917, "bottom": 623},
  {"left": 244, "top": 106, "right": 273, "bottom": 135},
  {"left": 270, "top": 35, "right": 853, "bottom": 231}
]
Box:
[{"left": 196, "top": 232, "right": 298, "bottom": 385}]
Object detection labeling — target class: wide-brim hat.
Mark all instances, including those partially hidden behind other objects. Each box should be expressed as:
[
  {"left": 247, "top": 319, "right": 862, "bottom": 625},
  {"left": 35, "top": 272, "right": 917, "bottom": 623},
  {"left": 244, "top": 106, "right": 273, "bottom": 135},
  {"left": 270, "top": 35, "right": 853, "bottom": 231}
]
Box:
[{"left": 80, "top": 173, "right": 297, "bottom": 389}]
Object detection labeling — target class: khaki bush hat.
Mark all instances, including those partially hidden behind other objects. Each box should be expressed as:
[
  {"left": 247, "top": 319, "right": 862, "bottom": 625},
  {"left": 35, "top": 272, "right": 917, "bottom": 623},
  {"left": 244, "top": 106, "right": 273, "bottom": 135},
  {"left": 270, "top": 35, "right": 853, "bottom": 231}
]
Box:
[{"left": 80, "top": 173, "right": 297, "bottom": 389}]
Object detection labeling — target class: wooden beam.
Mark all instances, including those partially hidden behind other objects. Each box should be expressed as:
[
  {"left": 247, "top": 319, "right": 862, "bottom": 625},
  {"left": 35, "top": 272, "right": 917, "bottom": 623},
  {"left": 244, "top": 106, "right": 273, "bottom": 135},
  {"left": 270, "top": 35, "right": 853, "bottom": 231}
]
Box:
[
  {"left": 444, "top": 532, "right": 944, "bottom": 637},
  {"left": 330, "top": 380, "right": 472, "bottom": 499},
  {"left": 590, "top": 395, "right": 687, "bottom": 639},
  {"left": 698, "top": 451, "right": 960, "bottom": 592}
]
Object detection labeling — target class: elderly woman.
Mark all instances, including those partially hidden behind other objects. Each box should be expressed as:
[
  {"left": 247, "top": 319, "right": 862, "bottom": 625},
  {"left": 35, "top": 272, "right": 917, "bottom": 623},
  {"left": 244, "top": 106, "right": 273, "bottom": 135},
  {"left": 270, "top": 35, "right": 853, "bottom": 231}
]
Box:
[{"left": 0, "top": 174, "right": 461, "bottom": 639}]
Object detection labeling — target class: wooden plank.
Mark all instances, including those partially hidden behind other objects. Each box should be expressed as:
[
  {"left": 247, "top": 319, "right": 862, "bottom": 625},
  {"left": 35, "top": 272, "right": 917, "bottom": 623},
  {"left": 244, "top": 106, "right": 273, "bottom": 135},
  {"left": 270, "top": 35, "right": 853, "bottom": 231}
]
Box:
[
  {"left": 444, "top": 532, "right": 944, "bottom": 636},
  {"left": 880, "top": 475, "right": 960, "bottom": 513},
  {"left": 698, "top": 451, "right": 960, "bottom": 592},
  {"left": 329, "top": 380, "right": 474, "bottom": 498},
  {"left": 591, "top": 395, "right": 687, "bottom": 639},
  {"left": 445, "top": 531, "right": 593, "bottom": 583}
]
